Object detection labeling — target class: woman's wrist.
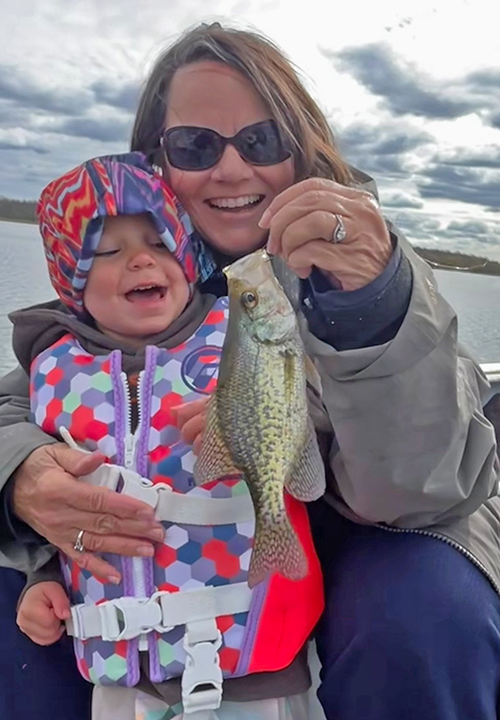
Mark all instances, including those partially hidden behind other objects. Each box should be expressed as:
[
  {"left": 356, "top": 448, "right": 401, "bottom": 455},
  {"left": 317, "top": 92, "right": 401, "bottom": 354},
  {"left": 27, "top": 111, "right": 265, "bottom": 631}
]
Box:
[{"left": 302, "top": 242, "right": 413, "bottom": 350}]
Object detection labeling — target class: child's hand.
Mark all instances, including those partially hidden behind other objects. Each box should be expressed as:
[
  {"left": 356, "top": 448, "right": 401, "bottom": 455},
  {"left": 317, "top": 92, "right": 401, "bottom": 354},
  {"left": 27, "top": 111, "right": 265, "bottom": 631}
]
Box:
[
  {"left": 171, "top": 397, "right": 210, "bottom": 455},
  {"left": 17, "top": 582, "right": 71, "bottom": 645}
]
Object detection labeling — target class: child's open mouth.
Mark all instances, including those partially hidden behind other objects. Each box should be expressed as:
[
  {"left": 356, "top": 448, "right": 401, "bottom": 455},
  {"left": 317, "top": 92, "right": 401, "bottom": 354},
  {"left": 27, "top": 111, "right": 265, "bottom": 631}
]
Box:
[{"left": 125, "top": 285, "right": 167, "bottom": 302}]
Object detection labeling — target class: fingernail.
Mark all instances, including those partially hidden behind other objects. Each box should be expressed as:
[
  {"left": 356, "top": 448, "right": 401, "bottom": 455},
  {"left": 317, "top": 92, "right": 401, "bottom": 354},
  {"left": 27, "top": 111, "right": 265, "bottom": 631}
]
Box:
[
  {"left": 137, "top": 509, "right": 155, "bottom": 521},
  {"left": 148, "top": 528, "right": 165, "bottom": 541},
  {"left": 137, "top": 544, "right": 155, "bottom": 557},
  {"left": 108, "top": 575, "right": 121, "bottom": 585},
  {"left": 258, "top": 209, "right": 271, "bottom": 228}
]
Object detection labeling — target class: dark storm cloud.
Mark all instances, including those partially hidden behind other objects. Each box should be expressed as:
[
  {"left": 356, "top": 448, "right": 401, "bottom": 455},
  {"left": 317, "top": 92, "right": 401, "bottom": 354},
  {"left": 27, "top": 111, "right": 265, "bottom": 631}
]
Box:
[
  {"left": 337, "top": 120, "right": 433, "bottom": 178},
  {"left": 323, "top": 44, "right": 477, "bottom": 119},
  {"left": 436, "top": 147, "right": 500, "bottom": 169},
  {"left": 416, "top": 165, "right": 500, "bottom": 207},
  {"left": 490, "top": 113, "right": 500, "bottom": 130},
  {"left": 384, "top": 209, "right": 441, "bottom": 241},
  {"left": 0, "top": 140, "right": 48, "bottom": 154},
  {"left": 52, "top": 116, "right": 132, "bottom": 143},
  {"left": 0, "top": 64, "right": 93, "bottom": 116},
  {"left": 447, "top": 220, "right": 490, "bottom": 236},
  {"left": 465, "top": 69, "right": 500, "bottom": 89},
  {"left": 91, "top": 80, "right": 140, "bottom": 113}
]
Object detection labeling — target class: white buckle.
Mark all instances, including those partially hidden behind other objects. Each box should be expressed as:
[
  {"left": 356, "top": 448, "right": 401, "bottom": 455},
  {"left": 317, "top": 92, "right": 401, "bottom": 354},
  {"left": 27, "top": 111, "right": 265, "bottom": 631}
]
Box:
[
  {"left": 98, "top": 597, "right": 163, "bottom": 641},
  {"left": 119, "top": 469, "right": 159, "bottom": 509},
  {"left": 182, "top": 621, "right": 223, "bottom": 714}
]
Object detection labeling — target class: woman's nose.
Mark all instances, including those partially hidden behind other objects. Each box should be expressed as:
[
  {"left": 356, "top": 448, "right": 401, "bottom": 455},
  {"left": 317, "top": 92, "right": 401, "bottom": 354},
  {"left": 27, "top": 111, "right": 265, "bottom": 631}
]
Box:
[{"left": 210, "top": 143, "right": 254, "bottom": 183}]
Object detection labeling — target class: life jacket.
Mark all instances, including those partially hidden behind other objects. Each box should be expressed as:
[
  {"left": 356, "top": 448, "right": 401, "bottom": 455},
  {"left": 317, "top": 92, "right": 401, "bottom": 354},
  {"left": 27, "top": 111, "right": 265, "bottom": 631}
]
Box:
[{"left": 30, "top": 297, "right": 324, "bottom": 715}]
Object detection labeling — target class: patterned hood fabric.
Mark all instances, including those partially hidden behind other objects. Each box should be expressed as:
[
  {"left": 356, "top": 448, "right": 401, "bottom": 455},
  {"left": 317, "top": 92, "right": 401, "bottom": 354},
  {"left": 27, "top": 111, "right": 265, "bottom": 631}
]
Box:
[{"left": 36, "top": 152, "right": 197, "bottom": 316}]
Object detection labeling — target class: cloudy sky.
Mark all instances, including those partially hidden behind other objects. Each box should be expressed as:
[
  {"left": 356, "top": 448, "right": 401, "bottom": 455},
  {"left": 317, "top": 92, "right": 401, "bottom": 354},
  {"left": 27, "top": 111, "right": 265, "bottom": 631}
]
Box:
[{"left": 1, "top": 0, "right": 499, "bottom": 258}]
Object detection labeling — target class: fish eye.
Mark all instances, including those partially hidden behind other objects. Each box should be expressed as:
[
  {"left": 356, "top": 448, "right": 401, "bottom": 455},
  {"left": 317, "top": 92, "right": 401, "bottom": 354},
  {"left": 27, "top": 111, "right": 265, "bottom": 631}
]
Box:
[{"left": 241, "top": 290, "right": 258, "bottom": 309}]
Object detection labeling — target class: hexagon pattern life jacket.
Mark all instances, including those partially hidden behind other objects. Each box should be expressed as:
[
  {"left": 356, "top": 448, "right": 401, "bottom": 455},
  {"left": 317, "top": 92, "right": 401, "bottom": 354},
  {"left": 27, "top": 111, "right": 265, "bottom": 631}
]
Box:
[{"left": 29, "top": 297, "right": 324, "bottom": 716}]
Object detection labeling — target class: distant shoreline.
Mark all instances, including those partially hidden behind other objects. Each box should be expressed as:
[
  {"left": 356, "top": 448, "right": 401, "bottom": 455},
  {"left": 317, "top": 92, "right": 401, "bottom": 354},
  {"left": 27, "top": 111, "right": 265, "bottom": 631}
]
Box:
[
  {"left": 414, "top": 247, "right": 500, "bottom": 277},
  {"left": 0, "top": 217, "right": 37, "bottom": 225},
  {"left": 1, "top": 217, "right": 499, "bottom": 277}
]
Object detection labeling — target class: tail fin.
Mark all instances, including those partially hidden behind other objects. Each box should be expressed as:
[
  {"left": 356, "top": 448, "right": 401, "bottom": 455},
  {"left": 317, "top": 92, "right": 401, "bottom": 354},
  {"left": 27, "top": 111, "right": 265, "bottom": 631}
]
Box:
[{"left": 248, "top": 516, "right": 308, "bottom": 588}]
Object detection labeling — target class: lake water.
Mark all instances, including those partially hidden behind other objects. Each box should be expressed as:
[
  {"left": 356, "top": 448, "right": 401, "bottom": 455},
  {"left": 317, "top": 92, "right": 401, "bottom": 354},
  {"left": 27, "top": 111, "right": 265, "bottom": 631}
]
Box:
[{"left": 1, "top": 219, "right": 500, "bottom": 377}]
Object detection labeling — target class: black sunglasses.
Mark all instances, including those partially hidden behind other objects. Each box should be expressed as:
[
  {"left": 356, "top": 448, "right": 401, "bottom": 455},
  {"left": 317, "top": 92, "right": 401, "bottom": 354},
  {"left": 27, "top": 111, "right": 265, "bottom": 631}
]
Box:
[{"left": 161, "top": 120, "right": 292, "bottom": 171}]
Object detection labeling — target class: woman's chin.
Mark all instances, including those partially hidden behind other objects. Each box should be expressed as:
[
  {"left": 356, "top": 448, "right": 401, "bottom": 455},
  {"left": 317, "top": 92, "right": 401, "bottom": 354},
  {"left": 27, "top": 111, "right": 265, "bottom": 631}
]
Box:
[{"left": 204, "top": 229, "right": 267, "bottom": 258}]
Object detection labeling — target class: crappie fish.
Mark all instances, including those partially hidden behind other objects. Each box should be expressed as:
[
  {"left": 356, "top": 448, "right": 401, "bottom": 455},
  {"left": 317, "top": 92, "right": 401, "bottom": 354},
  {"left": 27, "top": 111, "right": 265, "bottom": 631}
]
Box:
[{"left": 193, "top": 249, "right": 326, "bottom": 588}]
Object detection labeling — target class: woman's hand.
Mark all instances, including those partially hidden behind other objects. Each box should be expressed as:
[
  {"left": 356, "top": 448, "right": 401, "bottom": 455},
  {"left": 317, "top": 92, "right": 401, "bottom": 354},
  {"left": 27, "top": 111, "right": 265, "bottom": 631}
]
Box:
[
  {"left": 171, "top": 397, "right": 210, "bottom": 456},
  {"left": 12, "top": 444, "right": 165, "bottom": 582},
  {"left": 260, "top": 178, "right": 392, "bottom": 291},
  {"left": 17, "top": 582, "right": 70, "bottom": 646}
]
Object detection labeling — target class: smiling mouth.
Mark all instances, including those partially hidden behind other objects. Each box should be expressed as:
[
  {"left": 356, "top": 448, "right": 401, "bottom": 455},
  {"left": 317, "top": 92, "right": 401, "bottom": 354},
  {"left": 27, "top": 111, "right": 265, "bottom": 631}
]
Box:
[
  {"left": 206, "top": 194, "right": 264, "bottom": 211},
  {"left": 125, "top": 285, "right": 167, "bottom": 302}
]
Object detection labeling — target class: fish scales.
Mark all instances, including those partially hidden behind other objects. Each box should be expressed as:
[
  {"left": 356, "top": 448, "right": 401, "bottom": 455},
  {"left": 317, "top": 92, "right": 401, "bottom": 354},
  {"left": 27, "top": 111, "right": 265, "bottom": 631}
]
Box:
[{"left": 194, "top": 249, "right": 326, "bottom": 587}]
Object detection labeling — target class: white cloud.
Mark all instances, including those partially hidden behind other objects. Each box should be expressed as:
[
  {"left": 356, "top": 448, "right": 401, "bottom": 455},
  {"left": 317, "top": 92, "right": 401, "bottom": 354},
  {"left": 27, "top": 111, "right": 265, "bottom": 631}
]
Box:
[{"left": 0, "top": 0, "right": 499, "bottom": 257}]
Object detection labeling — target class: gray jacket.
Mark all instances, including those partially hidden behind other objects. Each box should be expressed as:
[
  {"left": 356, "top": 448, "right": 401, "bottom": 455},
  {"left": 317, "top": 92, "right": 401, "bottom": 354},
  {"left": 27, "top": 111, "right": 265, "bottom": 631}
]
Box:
[{"left": 1, "top": 231, "right": 499, "bottom": 596}]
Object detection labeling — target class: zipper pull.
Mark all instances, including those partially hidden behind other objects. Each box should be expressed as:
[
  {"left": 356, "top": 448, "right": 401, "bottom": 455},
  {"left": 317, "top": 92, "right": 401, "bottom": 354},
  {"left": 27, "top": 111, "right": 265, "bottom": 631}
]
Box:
[{"left": 124, "top": 433, "right": 135, "bottom": 468}]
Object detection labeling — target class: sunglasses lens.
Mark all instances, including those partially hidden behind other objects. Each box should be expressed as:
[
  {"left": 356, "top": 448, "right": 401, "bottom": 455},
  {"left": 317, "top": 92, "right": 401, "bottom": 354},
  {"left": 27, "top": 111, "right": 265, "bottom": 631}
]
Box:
[
  {"left": 165, "top": 127, "right": 221, "bottom": 170},
  {"left": 164, "top": 121, "right": 290, "bottom": 170},
  {"left": 238, "top": 121, "right": 290, "bottom": 165}
]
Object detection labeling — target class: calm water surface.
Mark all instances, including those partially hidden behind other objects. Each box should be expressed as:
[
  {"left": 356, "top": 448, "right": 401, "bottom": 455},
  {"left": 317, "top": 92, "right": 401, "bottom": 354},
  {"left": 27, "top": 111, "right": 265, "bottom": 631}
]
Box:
[{"left": 0, "top": 219, "right": 499, "bottom": 376}]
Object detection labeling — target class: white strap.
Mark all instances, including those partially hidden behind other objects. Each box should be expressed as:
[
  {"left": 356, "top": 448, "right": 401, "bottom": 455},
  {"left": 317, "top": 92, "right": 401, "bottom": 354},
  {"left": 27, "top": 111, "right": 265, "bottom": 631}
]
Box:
[
  {"left": 66, "top": 582, "right": 252, "bottom": 642},
  {"left": 60, "top": 430, "right": 254, "bottom": 526},
  {"left": 120, "top": 471, "right": 254, "bottom": 525}
]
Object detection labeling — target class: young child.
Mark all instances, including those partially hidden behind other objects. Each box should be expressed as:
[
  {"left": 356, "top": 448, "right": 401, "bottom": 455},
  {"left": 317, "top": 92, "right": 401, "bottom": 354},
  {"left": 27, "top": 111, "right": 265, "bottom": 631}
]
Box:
[{"left": 14, "top": 152, "right": 323, "bottom": 720}]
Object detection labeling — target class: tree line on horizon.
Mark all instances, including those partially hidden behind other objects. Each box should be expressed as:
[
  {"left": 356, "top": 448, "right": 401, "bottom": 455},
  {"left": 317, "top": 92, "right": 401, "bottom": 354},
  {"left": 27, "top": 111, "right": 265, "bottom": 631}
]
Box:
[
  {"left": 1, "top": 196, "right": 499, "bottom": 276},
  {"left": 0, "top": 197, "right": 36, "bottom": 223}
]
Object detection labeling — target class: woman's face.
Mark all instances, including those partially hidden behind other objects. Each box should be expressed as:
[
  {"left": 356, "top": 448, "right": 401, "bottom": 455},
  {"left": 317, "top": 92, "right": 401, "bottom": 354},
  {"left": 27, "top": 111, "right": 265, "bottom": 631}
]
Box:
[{"left": 163, "top": 61, "right": 295, "bottom": 256}]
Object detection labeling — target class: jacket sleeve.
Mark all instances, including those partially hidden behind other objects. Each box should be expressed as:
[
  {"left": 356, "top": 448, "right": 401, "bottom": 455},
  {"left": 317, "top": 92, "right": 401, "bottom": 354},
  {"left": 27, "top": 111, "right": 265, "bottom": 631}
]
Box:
[
  {"left": 17, "top": 552, "right": 64, "bottom": 610},
  {"left": 302, "top": 232, "right": 499, "bottom": 528},
  {"left": 0, "top": 365, "right": 58, "bottom": 554},
  {"left": 0, "top": 365, "right": 58, "bottom": 492}
]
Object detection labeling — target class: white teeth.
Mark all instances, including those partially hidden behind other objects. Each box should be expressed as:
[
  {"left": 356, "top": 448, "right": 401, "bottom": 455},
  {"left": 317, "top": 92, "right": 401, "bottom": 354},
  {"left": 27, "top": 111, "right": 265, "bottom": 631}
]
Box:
[{"left": 210, "top": 195, "right": 261, "bottom": 209}]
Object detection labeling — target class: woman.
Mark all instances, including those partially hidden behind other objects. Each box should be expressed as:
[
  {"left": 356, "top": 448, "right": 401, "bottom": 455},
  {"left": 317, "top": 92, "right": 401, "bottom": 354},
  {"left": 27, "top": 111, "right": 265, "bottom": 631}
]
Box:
[{"left": 1, "top": 23, "right": 499, "bottom": 720}]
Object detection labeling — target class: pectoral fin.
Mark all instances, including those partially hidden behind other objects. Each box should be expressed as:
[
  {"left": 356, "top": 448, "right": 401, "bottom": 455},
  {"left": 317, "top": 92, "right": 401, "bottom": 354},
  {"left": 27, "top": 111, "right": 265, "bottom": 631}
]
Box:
[
  {"left": 284, "top": 419, "right": 326, "bottom": 501},
  {"left": 193, "top": 397, "right": 240, "bottom": 485}
]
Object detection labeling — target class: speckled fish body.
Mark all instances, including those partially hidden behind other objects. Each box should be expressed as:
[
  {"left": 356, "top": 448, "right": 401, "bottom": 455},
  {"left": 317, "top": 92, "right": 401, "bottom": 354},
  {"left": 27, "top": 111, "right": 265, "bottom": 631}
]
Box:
[{"left": 194, "top": 249, "right": 325, "bottom": 587}]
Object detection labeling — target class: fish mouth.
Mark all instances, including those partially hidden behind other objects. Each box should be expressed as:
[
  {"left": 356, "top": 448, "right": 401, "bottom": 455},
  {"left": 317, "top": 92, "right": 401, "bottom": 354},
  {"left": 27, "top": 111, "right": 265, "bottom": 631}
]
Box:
[{"left": 223, "top": 248, "right": 271, "bottom": 279}]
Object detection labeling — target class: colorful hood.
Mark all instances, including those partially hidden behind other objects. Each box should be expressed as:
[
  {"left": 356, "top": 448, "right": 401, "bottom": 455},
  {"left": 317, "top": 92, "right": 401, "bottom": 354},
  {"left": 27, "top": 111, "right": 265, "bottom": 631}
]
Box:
[{"left": 36, "top": 152, "right": 197, "bottom": 316}]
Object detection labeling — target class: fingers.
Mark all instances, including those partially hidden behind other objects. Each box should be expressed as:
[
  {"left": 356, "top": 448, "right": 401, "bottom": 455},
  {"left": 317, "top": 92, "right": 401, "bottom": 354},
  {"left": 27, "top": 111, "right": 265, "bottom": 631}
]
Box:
[
  {"left": 266, "top": 193, "right": 352, "bottom": 255},
  {"left": 18, "top": 618, "right": 65, "bottom": 646},
  {"left": 171, "top": 397, "right": 210, "bottom": 429},
  {"left": 65, "top": 481, "right": 158, "bottom": 523},
  {"left": 260, "top": 178, "right": 376, "bottom": 231},
  {"left": 62, "top": 545, "right": 122, "bottom": 583},
  {"left": 276, "top": 211, "right": 347, "bottom": 262},
  {"left": 193, "top": 432, "right": 203, "bottom": 457},
  {"left": 66, "top": 527, "right": 161, "bottom": 556},
  {"left": 45, "top": 583, "right": 71, "bottom": 621},
  {"left": 47, "top": 444, "right": 105, "bottom": 477},
  {"left": 179, "top": 413, "right": 206, "bottom": 445},
  {"left": 17, "top": 583, "right": 68, "bottom": 645}
]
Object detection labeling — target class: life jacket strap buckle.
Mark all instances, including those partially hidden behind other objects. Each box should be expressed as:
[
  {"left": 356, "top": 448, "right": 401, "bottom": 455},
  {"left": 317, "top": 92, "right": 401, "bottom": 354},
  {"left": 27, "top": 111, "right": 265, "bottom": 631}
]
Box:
[{"left": 181, "top": 619, "right": 223, "bottom": 715}]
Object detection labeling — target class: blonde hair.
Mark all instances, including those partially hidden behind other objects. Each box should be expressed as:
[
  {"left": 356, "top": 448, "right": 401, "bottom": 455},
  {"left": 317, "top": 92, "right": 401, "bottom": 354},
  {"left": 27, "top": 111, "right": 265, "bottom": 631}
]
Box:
[{"left": 131, "top": 23, "right": 352, "bottom": 185}]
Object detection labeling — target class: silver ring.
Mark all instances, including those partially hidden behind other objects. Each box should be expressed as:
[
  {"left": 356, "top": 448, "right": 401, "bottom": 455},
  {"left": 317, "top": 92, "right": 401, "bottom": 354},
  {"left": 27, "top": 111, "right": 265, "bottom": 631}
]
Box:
[
  {"left": 331, "top": 214, "right": 347, "bottom": 243},
  {"left": 73, "top": 530, "right": 85, "bottom": 553}
]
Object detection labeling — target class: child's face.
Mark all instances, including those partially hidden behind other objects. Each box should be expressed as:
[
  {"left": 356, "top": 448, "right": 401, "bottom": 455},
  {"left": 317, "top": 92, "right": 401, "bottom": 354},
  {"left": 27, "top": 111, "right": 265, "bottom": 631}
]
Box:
[{"left": 84, "top": 214, "right": 190, "bottom": 346}]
